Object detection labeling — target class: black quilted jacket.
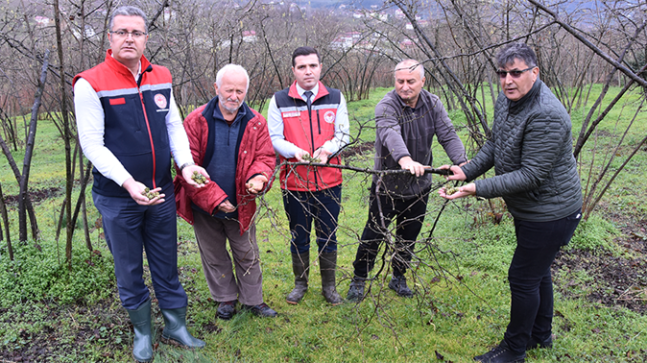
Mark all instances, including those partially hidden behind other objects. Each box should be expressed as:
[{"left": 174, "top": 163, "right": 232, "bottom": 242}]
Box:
[{"left": 461, "top": 79, "right": 582, "bottom": 221}]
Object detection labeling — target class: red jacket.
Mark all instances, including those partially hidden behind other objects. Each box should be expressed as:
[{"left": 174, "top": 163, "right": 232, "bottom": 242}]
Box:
[
  {"left": 73, "top": 50, "right": 174, "bottom": 197},
  {"left": 274, "top": 81, "right": 343, "bottom": 191},
  {"left": 174, "top": 98, "right": 275, "bottom": 234}
]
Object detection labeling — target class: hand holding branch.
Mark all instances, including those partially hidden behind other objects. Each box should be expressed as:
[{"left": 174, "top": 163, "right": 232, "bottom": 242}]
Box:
[
  {"left": 246, "top": 174, "right": 268, "bottom": 194},
  {"left": 398, "top": 156, "right": 427, "bottom": 177},
  {"left": 218, "top": 200, "right": 236, "bottom": 213},
  {"left": 312, "top": 148, "right": 332, "bottom": 164}
]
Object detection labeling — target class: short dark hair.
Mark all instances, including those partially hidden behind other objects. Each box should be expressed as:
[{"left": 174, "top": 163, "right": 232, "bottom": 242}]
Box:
[
  {"left": 496, "top": 43, "right": 537, "bottom": 69},
  {"left": 292, "top": 47, "right": 319, "bottom": 67},
  {"left": 109, "top": 6, "right": 148, "bottom": 33}
]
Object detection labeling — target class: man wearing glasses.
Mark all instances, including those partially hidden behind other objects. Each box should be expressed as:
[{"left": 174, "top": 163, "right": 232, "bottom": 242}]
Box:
[
  {"left": 347, "top": 59, "right": 467, "bottom": 302},
  {"left": 439, "top": 43, "right": 581, "bottom": 363},
  {"left": 73, "top": 6, "right": 206, "bottom": 362}
]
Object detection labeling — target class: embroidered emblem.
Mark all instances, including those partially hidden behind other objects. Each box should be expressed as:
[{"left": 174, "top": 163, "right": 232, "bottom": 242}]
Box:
[
  {"left": 154, "top": 94, "right": 167, "bottom": 109},
  {"left": 323, "top": 110, "right": 336, "bottom": 123}
]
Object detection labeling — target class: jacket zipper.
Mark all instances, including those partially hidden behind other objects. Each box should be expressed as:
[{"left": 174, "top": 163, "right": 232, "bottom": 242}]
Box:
[
  {"left": 316, "top": 110, "right": 321, "bottom": 134},
  {"left": 306, "top": 97, "right": 318, "bottom": 190},
  {"left": 139, "top": 88, "right": 157, "bottom": 189}
]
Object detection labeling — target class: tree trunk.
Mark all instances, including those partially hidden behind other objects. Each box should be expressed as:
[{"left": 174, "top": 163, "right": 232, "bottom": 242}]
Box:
[
  {"left": 0, "top": 182, "right": 12, "bottom": 261},
  {"left": 18, "top": 50, "right": 49, "bottom": 242}
]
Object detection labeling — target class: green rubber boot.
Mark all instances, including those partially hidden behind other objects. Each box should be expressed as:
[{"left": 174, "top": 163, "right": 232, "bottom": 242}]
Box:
[
  {"left": 160, "top": 307, "right": 205, "bottom": 348},
  {"left": 126, "top": 299, "right": 153, "bottom": 362}
]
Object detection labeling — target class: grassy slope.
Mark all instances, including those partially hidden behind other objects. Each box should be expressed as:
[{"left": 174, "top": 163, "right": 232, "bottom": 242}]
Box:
[{"left": 1, "top": 85, "right": 646, "bottom": 362}]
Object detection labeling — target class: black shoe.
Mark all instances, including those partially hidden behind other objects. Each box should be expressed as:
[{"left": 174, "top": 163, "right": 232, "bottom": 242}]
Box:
[
  {"left": 241, "top": 303, "right": 278, "bottom": 318},
  {"left": 346, "top": 277, "right": 366, "bottom": 302},
  {"left": 474, "top": 340, "right": 525, "bottom": 363},
  {"left": 388, "top": 275, "right": 413, "bottom": 297},
  {"left": 216, "top": 300, "right": 237, "bottom": 320},
  {"left": 526, "top": 335, "right": 553, "bottom": 350}
]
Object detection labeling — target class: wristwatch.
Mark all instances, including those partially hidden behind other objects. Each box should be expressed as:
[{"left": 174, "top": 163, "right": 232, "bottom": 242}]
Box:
[{"left": 179, "top": 161, "right": 195, "bottom": 170}]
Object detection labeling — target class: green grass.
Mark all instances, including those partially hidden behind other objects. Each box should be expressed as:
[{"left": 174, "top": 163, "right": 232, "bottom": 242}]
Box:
[{"left": 1, "top": 84, "right": 647, "bottom": 362}]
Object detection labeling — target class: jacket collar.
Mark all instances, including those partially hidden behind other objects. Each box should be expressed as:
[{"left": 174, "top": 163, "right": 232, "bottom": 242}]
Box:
[
  {"left": 389, "top": 88, "right": 428, "bottom": 111},
  {"left": 104, "top": 49, "right": 151, "bottom": 80},
  {"left": 509, "top": 78, "right": 542, "bottom": 112},
  {"left": 287, "top": 81, "right": 329, "bottom": 102}
]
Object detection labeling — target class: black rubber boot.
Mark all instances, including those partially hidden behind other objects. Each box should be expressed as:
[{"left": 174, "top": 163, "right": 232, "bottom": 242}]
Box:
[
  {"left": 320, "top": 251, "right": 343, "bottom": 305},
  {"left": 287, "top": 252, "right": 309, "bottom": 304},
  {"left": 346, "top": 276, "right": 366, "bottom": 302},
  {"left": 388, "top": 274, "right": 414, "bottom": 297},
  {"left": 126, "top": 298, "right": 153, "bottom": 363},
  {"left": 160, "top": 307, "right": 205, "bottom": 348}
]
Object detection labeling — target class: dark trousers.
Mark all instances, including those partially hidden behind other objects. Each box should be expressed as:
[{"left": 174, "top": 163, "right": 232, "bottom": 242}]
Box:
[
  {"left": 352, "top": 184, "right": 430, "bottom": 278},
  {"left": 93, "top": 191, "right": 187, "bottom": 310},
  {"left": 504, "top": 209, "right": 581, "bottom": 354},
  {"left": 282, "top": 185, "right": 342, "bottom": 254}
]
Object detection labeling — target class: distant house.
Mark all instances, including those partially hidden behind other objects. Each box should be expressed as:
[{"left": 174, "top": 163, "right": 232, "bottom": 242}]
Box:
[
  {"left": 163, "top": 8, "right": 176, "bottom": 23},
  {"left": 399, "top": 39, "right": 415, "bottom": 49},
  {"left": 72, "top": 24, "right": 97, "bottom": 39},
  {"left": 331, "top": 32, "right": 362, "bottom": 51},
  {"left": 35, "top": 16, "right": 50, "bottom": 27},
  {"left": 242, "top": 30, "right": 257, "bottom": 43}
]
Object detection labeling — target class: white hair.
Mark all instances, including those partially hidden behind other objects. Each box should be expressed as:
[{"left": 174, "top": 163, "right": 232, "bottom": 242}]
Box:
[
  {"left": 394, "top": 59, "right": 425, "bottom": 79},
  {"left": 215, "top": 64, "right": 250, "bottom": 91}
]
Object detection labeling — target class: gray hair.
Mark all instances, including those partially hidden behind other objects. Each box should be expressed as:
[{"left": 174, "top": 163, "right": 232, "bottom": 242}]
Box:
[
  {"left": 394, "top": 59, "right": 425, "bottom": 79},
  {"left": 496, "top": 43, "right": 537, "bottom": 69},
  {"left": 109, "top": 6, "right": 148, "bottom": 33},
  {"left": 216, "top": 64, "right": 250, "bottom": 91}
]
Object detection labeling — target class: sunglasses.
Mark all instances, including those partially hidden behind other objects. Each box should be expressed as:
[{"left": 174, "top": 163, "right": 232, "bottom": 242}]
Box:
[{"left": 496, "top": 67, "right": 535, "bottom": 78}]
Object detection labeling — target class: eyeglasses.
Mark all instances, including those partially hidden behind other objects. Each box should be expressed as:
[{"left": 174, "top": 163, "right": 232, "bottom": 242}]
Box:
[
  {"left": 496, "top": 67, "right": 534, "bottom": 79},
  {"left": 110, "top": 30, "right": 147, "bottom": 39}
]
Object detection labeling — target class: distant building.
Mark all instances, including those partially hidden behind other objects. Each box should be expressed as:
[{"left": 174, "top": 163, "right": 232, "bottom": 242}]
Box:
[
  {"left": 242, "top": 30, "right": 257, "bottom": 43},
  {"left": 331, "top": 31, "right": 362, "bottom": 50},
  {"left": 400, "top": 39, "right": 415, "bottom": 49},
  {"left": 163, "top": 8, "right": 177, "bottom": 23},
  {"left": 34, "top": 16, "right": 50, "bottom": 27}
]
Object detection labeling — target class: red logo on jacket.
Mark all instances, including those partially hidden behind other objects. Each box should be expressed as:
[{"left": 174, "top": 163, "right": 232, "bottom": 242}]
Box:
[
  {"left": 323, "top": 110, "right": 336, "bottom": 123},
  {"left": 154, "top": 94, "right": 167, "bottom": 109}
]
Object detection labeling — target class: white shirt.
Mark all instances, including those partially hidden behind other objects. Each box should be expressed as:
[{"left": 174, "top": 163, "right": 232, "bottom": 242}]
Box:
[
  {"left": 74, "top": 73, "right": 193, "bottom": 187},
  {"left": 267, "top": 82, "right": 350, "bottom": 158}
]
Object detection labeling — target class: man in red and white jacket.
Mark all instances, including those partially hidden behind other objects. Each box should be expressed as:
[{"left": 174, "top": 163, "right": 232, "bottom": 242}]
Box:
[
  {"left": 174, "top": 64, "right": 278, "bottom": 320},
  {"left": 73, "top": 6, "right": 206, "bottom": 362},
  {"left": 267, "top": 46, "right": 350, "bottom": 306}
]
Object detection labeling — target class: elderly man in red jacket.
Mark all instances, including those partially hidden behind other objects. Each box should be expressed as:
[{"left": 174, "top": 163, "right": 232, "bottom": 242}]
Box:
[{"left": 174, "top": 64, "right": 278, "bottom": 320}]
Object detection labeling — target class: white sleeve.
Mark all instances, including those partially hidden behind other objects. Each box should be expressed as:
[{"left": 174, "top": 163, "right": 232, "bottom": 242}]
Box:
[
  {"left": 321, "top": 92, "right": 350, "bottom": 154},
  {"left": 267, "top": 95, "right": 302, "bottom": 158},
  {"left": 74, "top": 78, "right": 132, "bottom": 186},
  {"left": 165, "top": 89, "right": 193, "bottom": 166}
]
